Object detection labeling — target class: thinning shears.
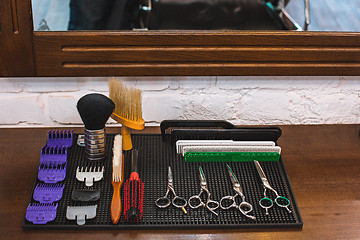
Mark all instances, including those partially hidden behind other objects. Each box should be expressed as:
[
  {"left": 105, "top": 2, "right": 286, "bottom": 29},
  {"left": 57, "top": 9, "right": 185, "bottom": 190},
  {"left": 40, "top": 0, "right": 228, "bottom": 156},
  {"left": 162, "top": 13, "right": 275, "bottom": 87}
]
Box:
[
  {"left": 155, "top": 166, "right": 187, "bottom": 214},
  {"left": 254, "top": 160, "right": 291, "bottom": 215},
  {"left": 188, "top": 166, "right": 220, "bottom": 216},
  {"left": 220, "top": 164, "right": 256, "bottom": 220}
]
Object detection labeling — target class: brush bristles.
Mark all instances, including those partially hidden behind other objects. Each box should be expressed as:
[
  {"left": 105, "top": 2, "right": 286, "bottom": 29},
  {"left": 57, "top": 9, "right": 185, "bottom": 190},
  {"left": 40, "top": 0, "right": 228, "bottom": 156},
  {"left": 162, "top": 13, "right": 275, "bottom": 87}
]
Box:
[
  {"left": 112, "top": 134, "right": 123, "bottom": 182},
  {"left": 109, "top": 78, "right": 142, "bottom": 122}
]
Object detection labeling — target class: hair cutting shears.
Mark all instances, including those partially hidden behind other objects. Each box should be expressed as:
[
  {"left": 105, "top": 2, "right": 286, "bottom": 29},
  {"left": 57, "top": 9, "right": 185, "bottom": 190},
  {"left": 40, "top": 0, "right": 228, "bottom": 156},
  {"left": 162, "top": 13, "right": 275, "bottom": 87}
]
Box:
[
  {"left": 155, "top": 166, "right": 187, "bottom": 214},
  {"left": 220, "top": 164, "right": 256, "bottom": 220},
  {"left": 188, "top": 166, "right": 220, "bottom": 216},
  {"left": 254, "top": 160, "right": 291, "bottom": 215}
]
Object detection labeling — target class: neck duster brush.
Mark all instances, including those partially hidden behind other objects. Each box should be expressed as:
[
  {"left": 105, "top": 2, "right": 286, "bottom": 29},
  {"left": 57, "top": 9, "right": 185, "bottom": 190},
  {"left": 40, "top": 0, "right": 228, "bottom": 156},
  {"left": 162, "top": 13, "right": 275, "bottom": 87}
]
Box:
[
  {"left": 77, "top": 93, "right": 115, "bottom": 160},
  {"left": 108, "top": 78, "right": 145, "bottom": 151}
]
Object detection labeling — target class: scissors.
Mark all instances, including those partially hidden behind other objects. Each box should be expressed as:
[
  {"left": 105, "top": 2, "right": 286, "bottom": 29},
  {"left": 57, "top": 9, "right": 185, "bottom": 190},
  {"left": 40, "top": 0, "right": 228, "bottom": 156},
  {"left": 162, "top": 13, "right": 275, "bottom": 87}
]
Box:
[
  {"left": 254, "top": 160, "right": 291, "bottom": 215},
  {"left": 155, "top": 166, "right": 188, "bottom": 214},
  {"left": 188, "top": 166, "right": 220, "bottom": 216},
  {"left": 220, "top": 164, "right": 256, "bottom": 220}
]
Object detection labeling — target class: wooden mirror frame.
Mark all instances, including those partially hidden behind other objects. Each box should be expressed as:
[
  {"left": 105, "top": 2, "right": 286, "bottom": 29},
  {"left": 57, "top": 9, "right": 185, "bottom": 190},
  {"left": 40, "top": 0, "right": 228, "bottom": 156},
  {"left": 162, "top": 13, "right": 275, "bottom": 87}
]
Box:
[{"left": 1, "top": 0, "right": 360, "bottom": 77}]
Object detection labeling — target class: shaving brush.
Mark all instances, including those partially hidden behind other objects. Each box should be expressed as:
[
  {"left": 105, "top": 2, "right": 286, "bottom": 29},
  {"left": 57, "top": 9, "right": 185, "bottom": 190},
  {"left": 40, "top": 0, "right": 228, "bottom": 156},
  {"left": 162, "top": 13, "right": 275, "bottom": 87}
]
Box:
[{"left": 77, "top": 93, "right": 115, "bottom": 160}]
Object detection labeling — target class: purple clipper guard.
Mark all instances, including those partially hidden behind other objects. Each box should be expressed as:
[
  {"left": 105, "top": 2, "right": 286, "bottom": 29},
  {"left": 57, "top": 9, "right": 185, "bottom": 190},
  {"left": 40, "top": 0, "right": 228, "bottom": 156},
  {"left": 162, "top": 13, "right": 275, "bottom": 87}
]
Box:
[
  {"left": 26, "top": 203, "right": 58, "bottom": 224},
  {"left": 33, "top": 183, "right": 65, "bottom": 203},
  {"left": 47, "top": 130, "right": 74, "bottom": 147},
  {"left": 38, "top": 163, "right": 67, "bottom": 183},
  {"left": 40, "top": 146, "right": 67, "bottom": 165}
]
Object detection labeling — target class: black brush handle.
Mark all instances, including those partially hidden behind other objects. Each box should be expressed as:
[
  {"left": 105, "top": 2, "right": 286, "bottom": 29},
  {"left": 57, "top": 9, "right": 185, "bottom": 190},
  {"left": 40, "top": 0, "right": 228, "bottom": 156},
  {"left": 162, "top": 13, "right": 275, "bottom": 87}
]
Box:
[{"left": 130, "top": 149, "right": 139, "bottom": 174}]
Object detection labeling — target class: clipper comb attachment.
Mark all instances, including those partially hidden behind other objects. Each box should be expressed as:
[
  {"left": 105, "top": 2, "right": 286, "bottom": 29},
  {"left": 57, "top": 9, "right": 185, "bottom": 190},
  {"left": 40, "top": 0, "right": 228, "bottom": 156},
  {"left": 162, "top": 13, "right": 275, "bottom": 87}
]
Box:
[
  {"left": 25, "top": 203, "right": 58, "bottom": 224},
  {"left": 76, "top": 166, "right": 104, "bottom": 187},
  {"left": 33, "top": 183, "right": 65, "bottom": 204},
  {"left": 38, "top": 163, "right": 67, "bottom": 183},
  {"left": 40, "top": 146, "right": 68, "bottom": 165},
  {"left": 66, "top": 205, "right": 97, "bottom": 225},
  {"left": 71, "top": 189, "right": 101, "bottom": 202},
  {"left": 47, "top": 130, "right": 74, "bottom": 147}
]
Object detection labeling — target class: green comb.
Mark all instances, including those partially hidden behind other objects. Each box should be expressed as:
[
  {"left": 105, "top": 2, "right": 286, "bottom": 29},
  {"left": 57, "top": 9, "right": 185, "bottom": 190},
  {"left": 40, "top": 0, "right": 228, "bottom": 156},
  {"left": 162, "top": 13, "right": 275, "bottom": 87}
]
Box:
[{"left": 184, "top": 152, "right": 280, "bottom": 162}]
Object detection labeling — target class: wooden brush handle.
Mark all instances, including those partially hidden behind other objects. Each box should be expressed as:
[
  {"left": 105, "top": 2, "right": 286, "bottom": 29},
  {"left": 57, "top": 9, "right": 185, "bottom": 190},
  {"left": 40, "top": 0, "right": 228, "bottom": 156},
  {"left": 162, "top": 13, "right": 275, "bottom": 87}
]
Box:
[
  {"left": 121, "top": 126, "right": 132, "bottom": 151},
  {"left": 111, "top": 181, "right": 123, "bottom": 224}
]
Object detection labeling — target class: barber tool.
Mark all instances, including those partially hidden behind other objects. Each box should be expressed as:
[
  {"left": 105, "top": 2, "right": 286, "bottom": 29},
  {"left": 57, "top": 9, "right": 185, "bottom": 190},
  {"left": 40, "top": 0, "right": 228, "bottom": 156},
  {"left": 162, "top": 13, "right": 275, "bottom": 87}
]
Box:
[
  {"left": 185, "top": 151, "right": 280, "bottom": 162},
  {"left": 182, "top": 144, "right": 281, "bottom": 162},
  {"left": 188, "top": 166, "right": 219, "bottom": 216},
  {"left": 76, "top": 166, "right": 104, "bottom": 187},
  {"left": 66, "top": 205, "right": 97, "bottom": 225},
  {"left": 71, "top": 189, "right": 101, "bottom": 202},
  {"left": 76, "top": 93, "right": 115, "bottom": 161},
  {"left": 124, "top": 149, "right": 144, "bottom": 222},
  {"left": 33, "top": 183, "right": 65, "bottom": 204},
  {"left": 46, "top": 130, "right": 74, "bottom": 147},
  {"left": 111, "top": 134, "right": 124, "bottom": 224},
  {"left": 109, "top": 78, "right": 145, "bottom": 151},
  {"left": 38, "top": 163, "right": 67, "bottom": 183},
  {"left": 176, "top": 140, "right": 276, "bottom": 155},
  {"left": 254, "top": 160, "right": 291, "bottom": 215},
  {"left": 26, "top": 203, "right": 58, "bottom": 224},
  {"left": 155, "top": 166, "right": 187, "bottom": 214},
  {"left": 40, "top": 146, "right": 68, "bottom": 165},
  {"left": 220, "top": 164, "right": 256, "bottom": 220}
]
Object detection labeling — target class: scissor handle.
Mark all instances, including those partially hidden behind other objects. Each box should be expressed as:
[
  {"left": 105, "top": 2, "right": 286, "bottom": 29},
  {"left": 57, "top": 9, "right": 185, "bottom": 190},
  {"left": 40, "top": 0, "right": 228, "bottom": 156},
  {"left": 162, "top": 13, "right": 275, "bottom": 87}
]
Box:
[
  {"left": 220, "top": 195, "right": 237, "bottom": 210},
  {"left": 259, "top": 197, "right": 273, "bottom": 215},
  {"left": 275, "top": 196, "right": 292, "bottom": 213},
  {"left": 188, "top": 195, "right": 203, "bottom": 209},
  {"left": 172, "top": 196, "right": 187, "bottom": 209},
  {"left": 155, "top": 196, "right": 171, "bottom": 208},
  {"left": 238, "top": 201, "right": 256, "bottom": 220},
  {"left": 155, "top": 187, "right": 172, "bottom": 208},
  {"left": 206, "top": 199, "right": 220, "bottom": 211}
]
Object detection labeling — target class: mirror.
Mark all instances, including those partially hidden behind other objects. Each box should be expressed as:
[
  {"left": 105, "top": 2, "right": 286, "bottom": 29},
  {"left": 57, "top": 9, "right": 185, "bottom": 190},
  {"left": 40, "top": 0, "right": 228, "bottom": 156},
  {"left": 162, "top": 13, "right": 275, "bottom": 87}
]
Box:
[
  {"left": 32, "top": 0, "right": 360, "bottom": 32},
  {"left": 33, "top": 0, "right": 360, "bottom": 32},
  {"left": 2, "top": 0, "right": 359, "bottom": 77}
]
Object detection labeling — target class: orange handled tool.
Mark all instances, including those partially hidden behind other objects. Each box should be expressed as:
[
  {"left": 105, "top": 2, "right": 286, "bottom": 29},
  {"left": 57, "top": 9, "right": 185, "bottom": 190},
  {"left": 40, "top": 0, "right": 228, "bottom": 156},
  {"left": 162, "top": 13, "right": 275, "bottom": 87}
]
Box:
[{"left": 111, "top": 135, "right": 124, "bottom": 224}]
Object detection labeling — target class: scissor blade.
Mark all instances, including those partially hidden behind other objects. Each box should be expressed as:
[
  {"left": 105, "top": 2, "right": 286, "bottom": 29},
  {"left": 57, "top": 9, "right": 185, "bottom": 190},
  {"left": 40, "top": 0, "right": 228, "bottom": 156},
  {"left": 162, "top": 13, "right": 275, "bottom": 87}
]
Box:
[
  {"left": 226, "top": 164, "right": 240, "bottom": 187},
  {"left": 199, "top": 166, "right": 206, "bottom": 183},
  {"left": 254, "top": 160, "right": 268, "bottom": 184},
  {"left": 168, "top": 166, "right": 173, "bottom": 182}
]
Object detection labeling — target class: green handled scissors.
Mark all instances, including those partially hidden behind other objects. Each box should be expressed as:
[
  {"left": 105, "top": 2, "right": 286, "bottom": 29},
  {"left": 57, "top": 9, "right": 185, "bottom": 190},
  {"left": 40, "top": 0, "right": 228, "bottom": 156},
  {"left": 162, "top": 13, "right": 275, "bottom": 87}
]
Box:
[
  {"left": 254, "top": 160, "right": 291, "bottom": 215},
  {"left": 220, "top": 164, "right": 256, "bottom": 220},
  {"left": 188, "top": 166, "right": 220, "bottom": 216}
]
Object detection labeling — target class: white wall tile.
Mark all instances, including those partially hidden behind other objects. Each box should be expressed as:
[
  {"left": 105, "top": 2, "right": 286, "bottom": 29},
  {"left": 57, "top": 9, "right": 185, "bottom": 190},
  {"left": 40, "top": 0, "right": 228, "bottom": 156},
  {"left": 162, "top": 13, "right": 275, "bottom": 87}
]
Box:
[{"left": 0, "top": 94, "right": 47, "bottom": 125}]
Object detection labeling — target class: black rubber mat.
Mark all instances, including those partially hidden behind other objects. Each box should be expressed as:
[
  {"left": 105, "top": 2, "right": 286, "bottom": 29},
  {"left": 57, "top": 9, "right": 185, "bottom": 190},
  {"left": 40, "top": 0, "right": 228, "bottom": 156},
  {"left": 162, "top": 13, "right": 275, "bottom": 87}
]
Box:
[{"left": 23, "top": 134, "right": 302, "bottom": 229}]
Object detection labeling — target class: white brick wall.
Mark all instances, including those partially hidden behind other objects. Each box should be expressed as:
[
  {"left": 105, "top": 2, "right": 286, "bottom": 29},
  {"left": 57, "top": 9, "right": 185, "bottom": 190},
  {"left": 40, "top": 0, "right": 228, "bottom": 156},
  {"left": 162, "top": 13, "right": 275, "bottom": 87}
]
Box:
[{"left": 0, "top": 76, "right": 359, "bottom": 127}]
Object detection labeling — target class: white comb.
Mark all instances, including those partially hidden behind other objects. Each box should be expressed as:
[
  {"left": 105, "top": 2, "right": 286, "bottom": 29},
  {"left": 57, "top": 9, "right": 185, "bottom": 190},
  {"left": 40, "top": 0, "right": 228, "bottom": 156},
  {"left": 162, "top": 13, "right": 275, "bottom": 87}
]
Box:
[
  {"left": 176, "top": 140, "right": 276, "bottom": 155},
  {"left": 76, "top": 166, "right": 104, "bottom": 187},
  {"left": 182, "top": 145, "right": 281, "bottom": 157}
]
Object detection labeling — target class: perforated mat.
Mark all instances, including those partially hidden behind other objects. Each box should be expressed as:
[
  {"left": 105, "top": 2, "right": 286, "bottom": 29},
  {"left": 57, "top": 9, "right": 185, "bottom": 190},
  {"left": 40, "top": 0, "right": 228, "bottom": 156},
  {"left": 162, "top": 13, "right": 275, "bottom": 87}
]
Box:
[{"left": 23, "top": 134, "right": 302, "bottom": 229}]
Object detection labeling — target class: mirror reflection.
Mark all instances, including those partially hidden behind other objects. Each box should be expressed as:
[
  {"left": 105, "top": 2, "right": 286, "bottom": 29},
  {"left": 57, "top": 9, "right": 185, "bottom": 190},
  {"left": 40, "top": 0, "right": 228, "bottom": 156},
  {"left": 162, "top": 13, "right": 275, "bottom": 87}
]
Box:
[{"left": 32, "top": 0, "right": 360, "bottom": 31}]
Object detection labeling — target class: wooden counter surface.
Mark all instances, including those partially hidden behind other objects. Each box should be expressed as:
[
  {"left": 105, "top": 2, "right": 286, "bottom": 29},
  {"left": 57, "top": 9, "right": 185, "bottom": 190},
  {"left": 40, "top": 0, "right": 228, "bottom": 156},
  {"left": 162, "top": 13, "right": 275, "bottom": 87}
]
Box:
[{"left": 1, "top": 125, "right": 359, "bottom": 239}]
